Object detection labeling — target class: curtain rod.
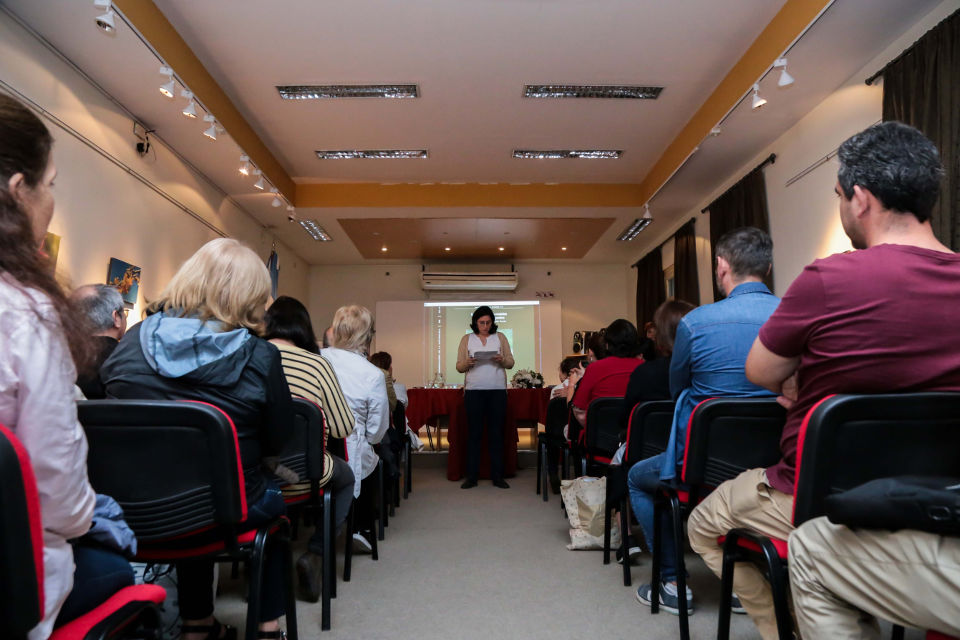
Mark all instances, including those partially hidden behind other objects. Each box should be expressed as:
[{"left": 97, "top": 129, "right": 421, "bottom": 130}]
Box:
[
  {"left": 701, "top": 153, "right": 776, "bottom": 213},
  {"left": 864, "top": 8, "right": 958, "bottom": 85}
]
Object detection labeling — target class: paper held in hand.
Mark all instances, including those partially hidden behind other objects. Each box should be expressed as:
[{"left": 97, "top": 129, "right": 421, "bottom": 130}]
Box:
[{"left": 472, "top": 350, "right": 498, "bottom": 361}]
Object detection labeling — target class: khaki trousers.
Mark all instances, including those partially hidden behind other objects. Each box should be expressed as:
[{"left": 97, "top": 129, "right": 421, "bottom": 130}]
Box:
[
  {"left": 687, "top": 468, "right": 795, "bottom": 640},
  {"left": 789, "top": 516, "right": 960, "bottom": 640}
]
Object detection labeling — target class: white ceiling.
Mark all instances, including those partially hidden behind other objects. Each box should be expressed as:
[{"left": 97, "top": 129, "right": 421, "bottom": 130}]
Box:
[{"left": 0, "top": 0, "right": 946, "bottom": 265}]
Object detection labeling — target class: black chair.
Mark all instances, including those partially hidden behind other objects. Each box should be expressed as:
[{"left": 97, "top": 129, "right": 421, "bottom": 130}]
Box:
[
  {"left": 275, "top": 398, "right": 334, "bottom": 629},
  {"left": 603, "top": 400, "right": 674, "bottom": 586},
  {"left": 650, "top": 397, "right": 785, "bottom": 640},
  {"left": 717, "top": 392, "right": 960, "bottom": 640},
  {"left": 0, "top": 423, "right": 167, "bottom": 640},
  {"left": 393, "top": 402, "right": 410, "bottom": 501},
  {"left": 77, "top": 400, "right": 299, "bottom": 640},
  {"left": 582, "top": 397, "right": 624, "bottom": 476},
  {"left": 536, "top": 396, "right": 570, "bottom": 501}
]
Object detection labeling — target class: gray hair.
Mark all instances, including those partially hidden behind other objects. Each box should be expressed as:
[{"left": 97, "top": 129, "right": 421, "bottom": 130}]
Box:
[{"left": 71, "top": 284, "right": 124, "bottom": 332}]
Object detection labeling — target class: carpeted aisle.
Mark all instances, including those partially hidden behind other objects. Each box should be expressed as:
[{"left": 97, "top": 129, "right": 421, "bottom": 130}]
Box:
[{"left": 217, "top": 466, "right": 770, "bottom": 639}]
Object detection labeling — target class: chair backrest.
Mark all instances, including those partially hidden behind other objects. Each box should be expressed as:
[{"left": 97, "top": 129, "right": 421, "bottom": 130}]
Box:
[
  {"left": 682, "top": 397, "right": 786, "bottom": 487},
  {"left": 0, "top": 424, "right": 44, "bottom": 637},
  {"left": 544, "top": 395, "right": 567, "bottom": 434},
  {"left": 624, "top": 400, "right": 675, "bottom": 466},
  {"left": 584, "top": 397, "right": 624, "bottom": 462},
  {"left": 277, "top": 398, "right": 327, "bottom": 482},
  {"left": 393, "top": 402, "right": 405, "bottom": 433},
  {"left": 78, "top": 400, "right": 246, "bottom": 542},
  {"left": 793, "top": 393, "right": 960, "bottom": 527}
]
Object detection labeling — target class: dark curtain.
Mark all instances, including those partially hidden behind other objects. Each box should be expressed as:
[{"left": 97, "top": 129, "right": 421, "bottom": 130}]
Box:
[
  {"left": 634, "top": 247, "right": 665, "bottom": 328},
  {"left": 706, "top": 166, "right": 772, "bottom": 300},
  {"left": 881, "top": 10, "right": 960, "bottom": 250},
  {"left": 672, "top": 219, "right": 699, "bottom": 305}
]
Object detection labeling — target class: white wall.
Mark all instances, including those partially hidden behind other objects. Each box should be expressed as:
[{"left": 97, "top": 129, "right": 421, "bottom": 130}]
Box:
[
  {"left": 309, "top": 262, "right": 628, "bottom": 385},
  {"left": 0, "top": 11, "right": 309, "bottom": 317}
]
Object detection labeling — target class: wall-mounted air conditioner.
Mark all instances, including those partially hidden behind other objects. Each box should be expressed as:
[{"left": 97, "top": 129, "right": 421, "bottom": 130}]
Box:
[{"left": 420, "top": 271, "right": 519, "bottom": 291}]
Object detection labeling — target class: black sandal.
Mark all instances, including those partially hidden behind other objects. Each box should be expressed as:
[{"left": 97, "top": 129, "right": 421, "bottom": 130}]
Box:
[{"left": 180, "top": 619, "right": 238, "bottom": 640}]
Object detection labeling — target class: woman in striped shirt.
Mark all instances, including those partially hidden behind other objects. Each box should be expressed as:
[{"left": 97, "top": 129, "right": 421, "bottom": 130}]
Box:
[{"left": 264, "top": 296, "right": 355, "bottom": 604}]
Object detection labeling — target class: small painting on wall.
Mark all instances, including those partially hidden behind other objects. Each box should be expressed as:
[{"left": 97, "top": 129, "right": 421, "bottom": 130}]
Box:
[
  {"left": 42, "top": 232, "right": 61, "bottom": 272},
  {"left": 106, "top": 258, "right": 141, "bottom": 306}
]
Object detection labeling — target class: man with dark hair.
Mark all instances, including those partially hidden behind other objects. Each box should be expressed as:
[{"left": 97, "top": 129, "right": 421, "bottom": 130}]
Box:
[
  {"left": 70, "top": 284, "right": 127, "bottom": 398},
  {"left": 688, "top": 122, "right": 960, "bottom": 640},
  {"left": 632, "top": 226, "right": 779, "bottom": 615}
]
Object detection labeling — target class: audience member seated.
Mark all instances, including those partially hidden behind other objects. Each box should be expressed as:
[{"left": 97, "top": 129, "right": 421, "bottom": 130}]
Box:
[
  {"left": 632, "top": 226, "right": 779, "bottom": 616},
  {"left": 687, "top": 121, "right": 960, "bottom": 640},
  {"left": 550, "top": 355, "right": 585, "bottom": 399},
  {"left": 570, "top": 319, "right": 643, "bottom": 428},
  {"left": 320, "top": 305, "right": 390, "bottom": 553},
  {"left": 789, "top": 518, "right": 960, "bottom": 639},
  {"left": 0, "top": 93, "right": 132, "bottom": 639},
  {"left": 263, "top": 295, "right": 356, "bottom": 603},
  {"left": 369, "top": 351, "right": 402, "bottom": 485},
  {"left": 638, "top": 321, "right": 657, "bottom": 362},
  {"left": 102, "top": 238, "right": 293, "bottom": 640},
  {"left": 369, "top": 351, "right": 398, "bottom": 413},
  {"left": 620, "top": 300, "right": 695, "bottom": 434},
  {"left": 542, "top": 356, "right": 586, "bottom": 493},
  {"left": 70, "top": 283, "right": 127, "bottom": 399}
]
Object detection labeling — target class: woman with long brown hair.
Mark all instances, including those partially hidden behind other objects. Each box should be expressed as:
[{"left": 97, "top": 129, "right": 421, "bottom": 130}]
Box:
[{"left": 0, "top": 93, "right": 132, "bottom": 638}]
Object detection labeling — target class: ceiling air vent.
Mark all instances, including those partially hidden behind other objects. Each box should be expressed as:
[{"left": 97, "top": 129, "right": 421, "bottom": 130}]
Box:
[
  {"left": 524, "top": 84, "right": 663, "bottom": 99},
  {"left": 420, "top": 271, "right": 519, "bottom": 292}
]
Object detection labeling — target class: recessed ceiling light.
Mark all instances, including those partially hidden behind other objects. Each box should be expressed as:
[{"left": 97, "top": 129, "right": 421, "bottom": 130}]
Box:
[
  {"left": 299, "top": 219, "right": 332, "bottom": 242},
  {"left": 444, "top": 247, "right": 451, "bottom": 251},
  {"left": 498, "top": 247, "right": 505, "bottom": 251},
  {"left": 524, "top": 84, "right": 663, "bottom": 99},
  {"left": 513, "top": 149, "right": 622, "bottom": 159},
  {"left": 316, "top": 149, "right": 428, "bottom": 159},
  {"left": 277, "top": 84, "right": 419, "bottom": 100},
  {"left": 561, "top": 246, "right": 567, "bottom": 251},
  {"left": 381, "top": 246, "right": 388, "bottom": 252}
]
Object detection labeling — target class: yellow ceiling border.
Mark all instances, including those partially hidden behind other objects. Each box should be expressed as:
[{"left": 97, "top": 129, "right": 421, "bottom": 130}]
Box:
[
  {"left": 635, "top": 0, "right": 833, "bottom": 204},
  {"left": 113, "top": 0, "right": 296, "bottom": 199},
  {"left": 296, "top": 183, "right": 645, "bottom": 208}
]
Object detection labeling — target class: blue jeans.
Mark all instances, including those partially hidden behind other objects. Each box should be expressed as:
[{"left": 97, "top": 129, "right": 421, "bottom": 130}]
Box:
[
  {"left": 627, "top": 454, "right": 683, "bottom": 583},
  {"left": 56, "top": 545, "right": 135, "bottom": 625}
]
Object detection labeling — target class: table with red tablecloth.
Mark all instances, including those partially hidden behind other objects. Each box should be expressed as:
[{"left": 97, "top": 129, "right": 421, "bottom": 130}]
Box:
[{"left": 406, "top": 387, "right": 553, "bottom": 481}]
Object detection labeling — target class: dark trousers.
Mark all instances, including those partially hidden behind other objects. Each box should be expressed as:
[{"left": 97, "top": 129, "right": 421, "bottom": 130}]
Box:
[
  {"left": 177, "top": 482, "right": 287, "bottom": 622},
  {"left": 56, "top": 545, "right": 135, "bottom": 625},
  {"left": 356, "top": 466, "right": 381, "bottom": 532},
  {"left": 464, "top": 389, "right": 507, "bottom": 482},
  {"left": 307, "top": 454, "right": 354, "bottom": 555}
]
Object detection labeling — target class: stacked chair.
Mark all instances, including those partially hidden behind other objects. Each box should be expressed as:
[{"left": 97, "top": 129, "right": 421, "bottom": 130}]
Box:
[
  {"left": 715, "top": 393, "right": 960, "bottom": 640},
  {"left": 0, "top": 423, "right": 167, "bottom": 640},
  {"left": 649, "top": 397, "right": 786, "bottom": 640},
  {"left": 77, "top": 400, "right": 299, "bottom": 640}
]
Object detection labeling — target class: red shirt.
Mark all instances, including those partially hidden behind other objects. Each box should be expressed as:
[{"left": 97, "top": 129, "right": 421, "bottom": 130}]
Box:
[
  {"left": 572, "top": 356, "right": 642, "bottom": 410},
  {"left": 758, "top": 243, "right": 960, "bottom": 495}
]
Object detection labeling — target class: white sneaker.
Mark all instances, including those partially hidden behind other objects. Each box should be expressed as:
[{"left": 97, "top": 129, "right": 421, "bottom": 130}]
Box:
[{"left": 352, "top": 532, "right": 372, "bottom": 553}]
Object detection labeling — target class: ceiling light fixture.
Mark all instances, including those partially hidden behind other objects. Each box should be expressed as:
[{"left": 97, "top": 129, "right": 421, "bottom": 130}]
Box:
[
  {"left": 202, "top": 114, "right": 217, "bottom": 140},
  {"left": 94, "top": 7, "right": 116, "bottom": 33},
  {"left": 751, "top": 84, "right": 767, "bottom": 110},
  {"left": 513, "top": 149, "right": 622, "bottom": 159},
  {"left": 498, "top": 247, "right": 505, "bottom": 251},
  {"left": 158, "top": 66, "right": 175, "bottom": 98},
  {"left": 298, "top": 219, "right": 332, "bottom": 242},
  {"left": 444, "top": 247, "right": 451, "bottom": 251},
  {"left": 643, "top": 204, "right": 653, "bottom": 220},
  {"left": 180, "top": 90, "right": 198, "bottom": 118},
  {"left": 709, "top": 125, "right": 722, "bottom": 137},
  {"left": 524, "top": 84, "right": 663, "bottom": 100},
  {"left": 271, "top": 197, "right": 282, "bottom": 208},
  {"left": 315, "top": 149, "right": 428, "bottom": 159},
  {"left": 617, "top": 206, "right": 653, "bottom": 242},
  {"left": 381, "top": 246, "right": 388, "bottom": 252},
  {"left": 238, "top": 155, "right": 250, "bottom": 176},
  {"left": 277, "top": 84, "right": 419, "bottom": 100},
  {"left": 561, "top": 246, "right": 568, "bottom": 251},
  {"left": 773, "top": 58, "right": 795, "bottom": 87},
  {"left": 253, "top": 170, "right": 266, "bottom": 190},
  {"left": 93, "top": 0, "right": 111, "bottom": 7}
]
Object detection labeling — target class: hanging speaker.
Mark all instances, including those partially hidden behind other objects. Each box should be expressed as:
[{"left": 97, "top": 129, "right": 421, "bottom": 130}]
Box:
[{"left": 572, "top": 331, "right": 583, "bottom": 354}]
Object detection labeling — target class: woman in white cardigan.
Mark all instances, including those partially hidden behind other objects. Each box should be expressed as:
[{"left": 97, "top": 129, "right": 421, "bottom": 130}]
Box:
[{"left": 0, "top": 93, "right": 129, "bottom": 639}]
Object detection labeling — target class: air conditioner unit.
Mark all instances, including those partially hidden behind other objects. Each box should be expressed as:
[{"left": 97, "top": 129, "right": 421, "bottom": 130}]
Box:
[{"left": 420, "top": 271, "right": 519, "bottom": 291}]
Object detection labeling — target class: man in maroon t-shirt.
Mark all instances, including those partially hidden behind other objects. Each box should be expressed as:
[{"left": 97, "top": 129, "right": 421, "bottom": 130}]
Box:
[{"left": 687, "top": 121, "right": 960, "bottom": 640}]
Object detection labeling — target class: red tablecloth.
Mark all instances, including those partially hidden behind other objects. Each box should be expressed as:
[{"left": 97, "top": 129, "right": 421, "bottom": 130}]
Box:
[{"left": 406, "top": 387, "right": 552, "bottom": 481}]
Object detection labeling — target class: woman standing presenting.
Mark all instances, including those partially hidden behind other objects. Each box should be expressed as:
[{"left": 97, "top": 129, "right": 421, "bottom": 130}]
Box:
[{"left": 455, "top": 306, "right": 514, "bottom": 489}]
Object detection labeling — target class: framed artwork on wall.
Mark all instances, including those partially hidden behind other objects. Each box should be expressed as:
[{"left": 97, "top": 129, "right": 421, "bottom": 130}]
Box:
[{"left": 106, "top": 257, "right": 141, "bottom": 306}]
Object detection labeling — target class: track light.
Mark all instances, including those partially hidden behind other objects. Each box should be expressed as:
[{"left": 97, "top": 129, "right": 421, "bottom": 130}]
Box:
[
  {"left": 773, "top": 58, "right": 794, "bottom": 87},
  {"left": 95, "top": 8, "right": 116, "bottom": 33},
  {"left": 202, "top": 114, "right": 217, "bottom": 140},
  {"left": 238, "top": 155, "right": 251, "bottom": 176},
  {"left": 158, "top": 66, "right": 175, "bottom": 98},
  {"left": 253, "top": 169, "right": 265, "bottom": 190},
  {"left": 180, "top": 90, "right": 198, "bottom": 118},
  {"left": 94, "top": 0, "right": 111, "bottom": 8},
  {"left": 269, "top": 187, "right": 282, "bottom": 207},
  {"left": 709, "top": 125, "right": 722, "bottom": 137},
  {"left": 643, "top": 204, "right": 652, "bottom": 220},
  {"left": 751, "top": 84, "right": 767, "bottom": 110}
]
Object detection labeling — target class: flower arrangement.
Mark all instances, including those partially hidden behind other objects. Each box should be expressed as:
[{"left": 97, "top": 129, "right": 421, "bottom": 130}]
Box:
[{"left": 511, "top": 369, "right": 544, "bottom": 389}]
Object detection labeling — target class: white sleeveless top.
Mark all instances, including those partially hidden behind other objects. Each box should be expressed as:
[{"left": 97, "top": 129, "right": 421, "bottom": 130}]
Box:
[{"left": 465, "top": 333, "right": 505, "bottom": 390}]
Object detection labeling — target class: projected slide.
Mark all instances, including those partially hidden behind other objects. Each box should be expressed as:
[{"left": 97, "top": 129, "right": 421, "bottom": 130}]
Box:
[{"left": 425, "top": 301, "right": 541, "bottom": 385}]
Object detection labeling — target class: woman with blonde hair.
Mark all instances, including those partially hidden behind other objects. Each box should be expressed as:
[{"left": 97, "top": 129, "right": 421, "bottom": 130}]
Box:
[
  {"left": 102, "top": 238, "right": 294, "bottom": 640},
  {"left": 320, "top": 305, "right": 390, "bottom": 553}
]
